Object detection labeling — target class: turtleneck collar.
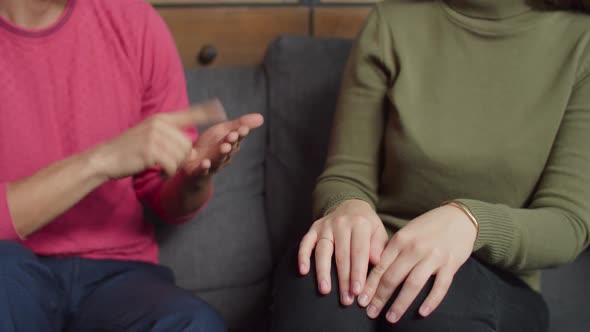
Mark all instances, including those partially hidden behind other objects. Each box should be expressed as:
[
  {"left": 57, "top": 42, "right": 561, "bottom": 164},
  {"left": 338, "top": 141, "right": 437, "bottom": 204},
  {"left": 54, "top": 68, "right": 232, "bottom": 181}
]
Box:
[{"left": 444, "top": 0, "right": 534, "bottom": 19}]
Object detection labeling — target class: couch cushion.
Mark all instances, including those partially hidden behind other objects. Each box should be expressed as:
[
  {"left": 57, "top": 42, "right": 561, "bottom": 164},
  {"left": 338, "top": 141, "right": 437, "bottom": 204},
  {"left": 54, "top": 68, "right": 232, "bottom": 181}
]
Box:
[
  {"left": 155, "top": 66, "right": 271, "bottom": 329},
  {"left": 264, "top": 36, "right": 354, "bottom": 260}
]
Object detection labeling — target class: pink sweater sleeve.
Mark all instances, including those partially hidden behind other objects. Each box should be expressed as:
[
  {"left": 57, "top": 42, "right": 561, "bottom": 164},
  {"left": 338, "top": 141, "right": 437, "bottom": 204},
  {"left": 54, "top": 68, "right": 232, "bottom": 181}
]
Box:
[
  {"left": 0, "top": 183, "right": 20, "bottom": 240},
  {"left": 132, "top": 5, "right": 211, "bottom": 224}
]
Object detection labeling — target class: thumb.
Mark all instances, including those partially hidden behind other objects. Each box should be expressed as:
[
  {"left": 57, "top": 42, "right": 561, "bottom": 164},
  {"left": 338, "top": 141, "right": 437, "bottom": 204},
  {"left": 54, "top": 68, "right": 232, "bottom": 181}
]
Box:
[
  {"left": 166, "top": 99, "right": 227, "bottom": 128},
  {"left": 369, "top": 229, "right": 388, "bottom": 266}
]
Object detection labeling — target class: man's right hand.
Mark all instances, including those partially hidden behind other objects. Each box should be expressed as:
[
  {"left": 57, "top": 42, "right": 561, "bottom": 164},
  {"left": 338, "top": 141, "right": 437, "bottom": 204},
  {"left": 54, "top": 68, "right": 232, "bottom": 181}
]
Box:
[
  {"left": 93, "top": 100, "right": 227, "bottom": 180},
  {"left": 298, "top": 199, "right": 389, "bottom": 306}
]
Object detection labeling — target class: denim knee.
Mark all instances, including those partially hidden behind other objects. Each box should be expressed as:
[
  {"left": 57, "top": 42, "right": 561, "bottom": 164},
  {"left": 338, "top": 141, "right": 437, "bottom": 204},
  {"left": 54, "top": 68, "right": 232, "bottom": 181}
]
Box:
[
  {"left": 183, "top": 302, "right": 226, "bottom": 332},
  {"left": 153, "top": 296, "right": 227, "bottom": 332}
]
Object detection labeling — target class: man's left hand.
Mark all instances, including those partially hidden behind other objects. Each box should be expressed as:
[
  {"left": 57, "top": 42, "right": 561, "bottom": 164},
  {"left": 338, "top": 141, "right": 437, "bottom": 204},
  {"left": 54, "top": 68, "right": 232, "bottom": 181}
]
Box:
[{"left": 182, "top": 112, "right": 264, "bottom": 186}]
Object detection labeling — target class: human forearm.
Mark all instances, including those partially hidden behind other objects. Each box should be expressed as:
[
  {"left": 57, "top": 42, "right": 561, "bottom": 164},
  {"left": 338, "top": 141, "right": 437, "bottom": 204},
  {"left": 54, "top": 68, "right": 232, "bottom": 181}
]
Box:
[
  {"left": 458, "top": 70, "right": 590, "bottom": 272},
  {"left": 313, "top": 87, "right": 387, "bottom": 216},
  {"left": 313, "top": 8, "right": 392, "bottom": 219},
  {"left": 4, "top": 147, "right": 107, "bottom": 239},
  {"left": 155, "top": 172, "right": 212, "bottom": 223},
  {"left": 457, "top": 199, "right": 588, "bottom": 271},
  {"left": 2, "top": 105, "right": 217, "bottom": 239}
]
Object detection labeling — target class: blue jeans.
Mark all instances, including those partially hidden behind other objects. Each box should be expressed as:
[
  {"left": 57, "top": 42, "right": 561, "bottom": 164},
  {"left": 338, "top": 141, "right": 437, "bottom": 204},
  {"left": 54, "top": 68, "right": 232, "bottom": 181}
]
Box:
[{"left": 0, "top": 241, "right": 226, "bottom": 332}]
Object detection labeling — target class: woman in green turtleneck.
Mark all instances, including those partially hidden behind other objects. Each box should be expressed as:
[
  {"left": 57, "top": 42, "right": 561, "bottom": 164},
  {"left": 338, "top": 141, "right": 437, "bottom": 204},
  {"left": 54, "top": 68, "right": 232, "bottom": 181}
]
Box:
[{"left": 272, "top": 0, "right": 590, "bottom": 331}]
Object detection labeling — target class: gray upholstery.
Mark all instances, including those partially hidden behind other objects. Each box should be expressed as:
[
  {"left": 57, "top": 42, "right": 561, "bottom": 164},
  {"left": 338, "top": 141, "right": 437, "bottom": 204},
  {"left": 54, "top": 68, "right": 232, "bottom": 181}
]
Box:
[
  {"left": 157, "top": 36, "right": 590, "bottom": 331},
  {"left": 264, "top": 37, "right": 353, "bottom": 259},
  {"left": 157, "top": 66, "right": 271, "bottom": 331}
]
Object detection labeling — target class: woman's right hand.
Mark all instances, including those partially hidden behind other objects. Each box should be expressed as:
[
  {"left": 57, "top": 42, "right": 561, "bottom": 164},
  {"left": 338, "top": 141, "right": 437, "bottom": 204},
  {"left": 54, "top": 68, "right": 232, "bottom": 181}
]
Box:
[{"left": 298, "top": 199, "right": 389, "bottom": 306}]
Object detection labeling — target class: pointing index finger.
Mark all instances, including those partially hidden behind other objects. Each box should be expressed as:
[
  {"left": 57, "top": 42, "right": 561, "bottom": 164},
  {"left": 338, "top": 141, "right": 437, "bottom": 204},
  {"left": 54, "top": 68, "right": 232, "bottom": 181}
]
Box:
[{"left": 167, "top": 99, "right": 227, "bottom": 128}]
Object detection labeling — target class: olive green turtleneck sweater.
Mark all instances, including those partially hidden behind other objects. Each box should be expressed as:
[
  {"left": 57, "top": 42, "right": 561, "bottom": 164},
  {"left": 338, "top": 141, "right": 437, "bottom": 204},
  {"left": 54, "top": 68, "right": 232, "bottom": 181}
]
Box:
[{"left": 313, "top": 0, "right": 590, "bottom": 290}]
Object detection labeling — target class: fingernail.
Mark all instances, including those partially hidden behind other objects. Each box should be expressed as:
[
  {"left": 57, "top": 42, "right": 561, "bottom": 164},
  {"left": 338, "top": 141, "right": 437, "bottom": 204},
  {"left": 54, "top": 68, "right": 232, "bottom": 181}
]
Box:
[
  {"left": 367, "top": 305, "right": 379, "bottom": 319},
  {"left": 386, "top": 311, "right": 398, "bottom": 323},
  {"left": 340, "top": 292, "right": 348, "bottom": 304},
  {"left": 340, "top": 292, "right": 353, "bottom": 304},
  {"left": 420, "top": 305, "right": 431, "bottom": 316},
  {"left": 346, "top": 292, "right": 354, "bottom": 303},
  {"left": 358, "top": 294, "right": 369, "bottom": 306},
  {"left": 320, "top": 280, "right": 329, "bottom": 293},
  {"left": 352, "top": 281, "right": 361, "bottom": 294},
  {"left": 299, "top": 263, "right": 306, "bottom": 274}
]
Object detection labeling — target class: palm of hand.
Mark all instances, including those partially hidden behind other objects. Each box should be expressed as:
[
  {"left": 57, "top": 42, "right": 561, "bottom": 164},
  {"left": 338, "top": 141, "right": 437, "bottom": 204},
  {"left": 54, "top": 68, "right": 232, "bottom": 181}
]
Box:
[
  {"left": 183, "top": 113, "right": 264, "bottom": 175},
  {"left": 193, "top": 122, "right": 233, "bottom": 165}
]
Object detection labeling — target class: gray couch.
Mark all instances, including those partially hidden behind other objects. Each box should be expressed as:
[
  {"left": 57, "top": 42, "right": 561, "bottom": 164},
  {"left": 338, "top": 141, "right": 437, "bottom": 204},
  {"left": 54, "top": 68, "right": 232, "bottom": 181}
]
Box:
[{"left": 156, "top": 36, "right": 590, "bottom": 332}]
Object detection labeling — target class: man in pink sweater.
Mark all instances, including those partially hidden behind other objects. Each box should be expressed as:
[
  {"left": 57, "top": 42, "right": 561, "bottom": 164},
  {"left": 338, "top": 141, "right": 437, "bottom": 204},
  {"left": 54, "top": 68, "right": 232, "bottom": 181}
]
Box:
[{"left": 0, "top": 0, "right": 264, "bottom": 330}]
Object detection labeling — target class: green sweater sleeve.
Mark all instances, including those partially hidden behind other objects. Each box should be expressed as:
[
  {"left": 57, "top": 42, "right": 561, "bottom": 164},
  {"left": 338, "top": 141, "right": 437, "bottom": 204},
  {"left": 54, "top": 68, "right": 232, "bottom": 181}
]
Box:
[
  {"left": 313, "top": 6, "right": 395, "bottom": 218},
  {"left": 458, "top": 73, "right": 590, "bottom": 272}
]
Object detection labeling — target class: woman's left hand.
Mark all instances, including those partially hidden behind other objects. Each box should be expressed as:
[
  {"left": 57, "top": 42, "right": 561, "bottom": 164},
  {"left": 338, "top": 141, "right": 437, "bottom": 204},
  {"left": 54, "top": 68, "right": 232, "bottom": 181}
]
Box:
[{"left": 358, "top": 204, "right": 477, "bottom": 323}]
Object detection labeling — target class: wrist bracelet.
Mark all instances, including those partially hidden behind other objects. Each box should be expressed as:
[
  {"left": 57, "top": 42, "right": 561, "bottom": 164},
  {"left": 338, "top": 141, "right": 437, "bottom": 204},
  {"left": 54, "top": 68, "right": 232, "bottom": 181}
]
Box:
[{"left": 442, "top": 201, "right": 479, "bottom": 244}]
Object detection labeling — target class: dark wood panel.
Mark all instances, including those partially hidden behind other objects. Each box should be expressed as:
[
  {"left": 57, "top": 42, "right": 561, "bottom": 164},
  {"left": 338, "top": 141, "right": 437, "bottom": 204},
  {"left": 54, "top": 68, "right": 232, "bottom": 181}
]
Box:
[
  {"left": 320, "top": 0, "right": 378, "bottom": 3},
  {"left": 150, "top": 0, "right": 296, "bottom": 5},
  {"left": 157, "top": 7, "right": 310, "bottom": 68},
  {"left": 314, "top": 7, "right": 373, "bottom": 39}
]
